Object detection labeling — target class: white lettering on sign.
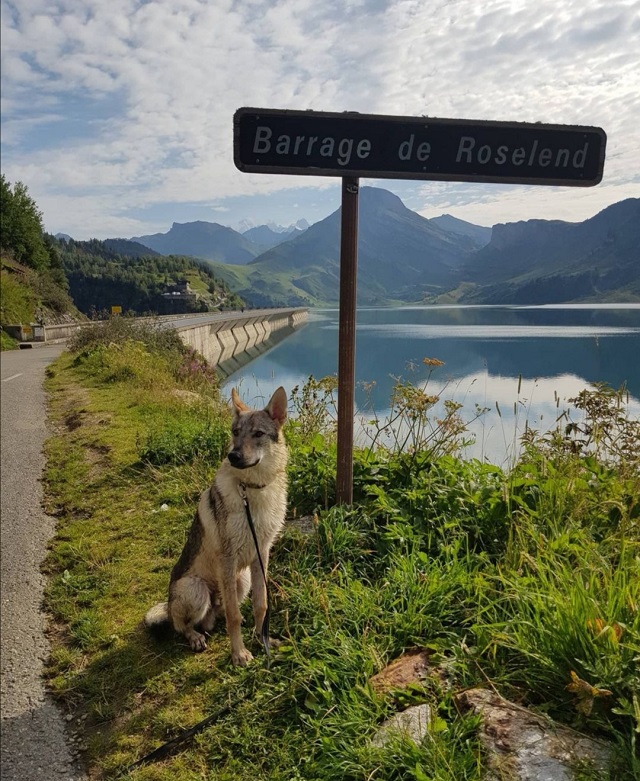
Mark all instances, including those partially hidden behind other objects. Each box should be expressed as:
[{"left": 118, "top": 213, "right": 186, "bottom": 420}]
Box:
[
  {"left": 397, "top": 134, "right": 431, "bottom": 162},
  {"left": 456, "top": 136, "right": 589, "bottom": 169},
  {"left": 252, "top": 126, "right": 373, "bottom": 166},
  {"left": 253, "top": 126, "right": 272, "bottom": 153},
  {"left": 251, "top": 125, "right": 594, "bottom": 175}
]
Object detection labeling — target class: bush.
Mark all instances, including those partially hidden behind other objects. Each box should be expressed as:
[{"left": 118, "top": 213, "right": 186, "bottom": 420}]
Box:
[{"left": 68, "top": 315, "right": 186, "bottom": 359}]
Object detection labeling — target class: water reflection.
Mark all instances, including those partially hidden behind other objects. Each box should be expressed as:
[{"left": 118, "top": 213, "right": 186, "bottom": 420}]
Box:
[
  {"left": 221, "top": 305, "right": 640, "bottom": 466},
  {"left": 216, "top": 326, "right": 296, "bottom": 381}
]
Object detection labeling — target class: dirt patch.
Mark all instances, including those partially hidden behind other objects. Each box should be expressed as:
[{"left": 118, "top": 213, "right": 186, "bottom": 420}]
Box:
[
  {"left": 65, "top": 410, "right": 84, "bottom": 431},
  {"left": 84, "top": 444, "right": 111, "bottom": 480}
]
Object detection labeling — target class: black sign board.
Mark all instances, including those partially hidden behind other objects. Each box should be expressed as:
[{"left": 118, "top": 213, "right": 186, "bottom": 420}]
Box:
[{"left": 234, "top": 108, "right": 606, "bottom": 187}]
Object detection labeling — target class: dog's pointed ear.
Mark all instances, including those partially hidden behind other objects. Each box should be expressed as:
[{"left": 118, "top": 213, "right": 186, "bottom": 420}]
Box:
[
  {"left": 231, "top": 388, "right": 250, "bottom": 414},
  {"left": 265, "top": 386, "right": 287, "bottom": 426}
]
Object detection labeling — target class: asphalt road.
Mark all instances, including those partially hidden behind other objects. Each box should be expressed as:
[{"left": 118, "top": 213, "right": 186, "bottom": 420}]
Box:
[{"left": 1, "top": 346, "right": 85, "bottom": 781}]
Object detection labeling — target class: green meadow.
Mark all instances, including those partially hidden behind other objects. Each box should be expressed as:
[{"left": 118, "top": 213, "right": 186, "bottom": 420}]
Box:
[{"left": 42, "top": 318, "right": 639, "bottom": 780}]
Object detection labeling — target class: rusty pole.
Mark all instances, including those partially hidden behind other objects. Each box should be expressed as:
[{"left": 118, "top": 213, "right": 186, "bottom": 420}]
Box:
[{"left": 336, "top": 177, "right": 360, "bottom": 505}]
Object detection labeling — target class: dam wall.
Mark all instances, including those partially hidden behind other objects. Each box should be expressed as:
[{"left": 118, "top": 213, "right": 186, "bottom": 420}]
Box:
[
  {"left": 3, "top": 310, "right": 308, "bottom": 369},
  {"left": 173, "top": 308, "right": 308, "bottom": 367}
]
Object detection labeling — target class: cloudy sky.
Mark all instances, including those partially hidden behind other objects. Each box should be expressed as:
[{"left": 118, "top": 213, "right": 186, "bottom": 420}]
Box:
[{"left": 2, "top": 0, "right": 639, "bottom": 240}]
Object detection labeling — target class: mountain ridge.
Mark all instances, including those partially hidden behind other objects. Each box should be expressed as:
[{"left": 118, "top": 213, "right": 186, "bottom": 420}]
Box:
[
  {"left": 97, "top": 188, "right": 638, "bottom": 307},
  {"left": 451, "top": 197, "right": 640, "bottom": 304},
  {"left": 132, "top": 221, "right": 260, "bottom": 265}
]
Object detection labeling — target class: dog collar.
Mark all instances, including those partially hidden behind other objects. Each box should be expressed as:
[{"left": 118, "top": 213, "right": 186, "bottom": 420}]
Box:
[{"left": 238, "top": 480, "right": 267, "bottom": 495}]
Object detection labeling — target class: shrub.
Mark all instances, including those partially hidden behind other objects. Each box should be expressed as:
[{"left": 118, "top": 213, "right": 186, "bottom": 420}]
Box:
[{"left": 68, "top": 315, "right": 186, "bottom": 360}]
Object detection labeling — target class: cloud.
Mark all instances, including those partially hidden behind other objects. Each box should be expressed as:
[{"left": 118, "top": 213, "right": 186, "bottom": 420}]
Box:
[{"left": 1, "top": 0, "right": 638, "bottom": 237}]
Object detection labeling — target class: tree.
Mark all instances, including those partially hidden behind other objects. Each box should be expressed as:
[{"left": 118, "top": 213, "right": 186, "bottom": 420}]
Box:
[{"left": 0, "top": 175, "right": 50, "bottom": 270}]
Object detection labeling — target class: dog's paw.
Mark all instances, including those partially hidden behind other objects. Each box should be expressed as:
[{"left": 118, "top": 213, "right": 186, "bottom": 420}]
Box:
[
  {"left": 188, "top": 632, "right": 208, "bottom": 652},
  {"left": 231, "top": 647, "right": 254, "bottom": 666},
  {"left": 268, "top": 636, "right": 283, "bottom": 650}
]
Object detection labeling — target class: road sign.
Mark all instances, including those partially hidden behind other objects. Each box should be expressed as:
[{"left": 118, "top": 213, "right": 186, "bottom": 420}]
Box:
[
  {"left": 234, "top": 108, "right": 606, "bottom": 187},
  {"left": 234, "top": 107, "right": 607, "bottom": 504}
]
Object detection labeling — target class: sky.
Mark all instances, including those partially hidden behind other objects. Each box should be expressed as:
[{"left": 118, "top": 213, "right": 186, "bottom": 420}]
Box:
[{"left": 1, "top": 0, "right": 639, "bottom": 240}]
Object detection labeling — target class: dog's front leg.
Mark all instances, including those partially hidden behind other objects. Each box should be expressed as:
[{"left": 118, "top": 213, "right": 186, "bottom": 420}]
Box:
[
  {"left": 220, "top": 556, "right": 253, "bottom": 666},
  {"left": 250, "top": 553, "right": 281, "bottom": 651},
  {"left": 250, "top": 550, "right": 269, "bottom": 637}
]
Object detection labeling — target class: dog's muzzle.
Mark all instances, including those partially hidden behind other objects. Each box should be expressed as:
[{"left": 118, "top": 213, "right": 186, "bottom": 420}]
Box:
[{"left": 228, "top": 451, "right": 260, "bottom": 469}]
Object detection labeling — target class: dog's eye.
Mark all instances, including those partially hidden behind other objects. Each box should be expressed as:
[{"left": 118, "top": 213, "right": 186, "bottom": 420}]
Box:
[
  {"left": 253, "top": 431, "right": 265, "bottom": 439},
  {"left": 232, "top": 428, "right": 240, "bottom": 437}
]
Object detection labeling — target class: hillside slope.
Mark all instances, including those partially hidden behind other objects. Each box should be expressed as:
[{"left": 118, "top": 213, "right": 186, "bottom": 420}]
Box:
[{"left": 455, "top": 198, "right": 640, "bottom": 304}]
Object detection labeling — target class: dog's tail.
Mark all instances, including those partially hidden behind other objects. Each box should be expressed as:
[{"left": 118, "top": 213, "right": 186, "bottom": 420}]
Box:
[{"left": 144, "top": 602, "right": 172, "bottom": 638}]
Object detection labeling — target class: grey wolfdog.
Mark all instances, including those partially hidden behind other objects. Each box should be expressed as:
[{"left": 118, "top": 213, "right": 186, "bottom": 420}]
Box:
[{"left": 144, "top": 386, "right": 288, "bottom": 666}]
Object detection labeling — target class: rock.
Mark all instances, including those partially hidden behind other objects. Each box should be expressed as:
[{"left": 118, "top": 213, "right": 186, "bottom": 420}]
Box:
[
  {"left": 456, "top": 688, "right": 615, "bottom": 780},
  {"left": 170, "top": 389, "right": 205, "bottom": 404},
  {"left": 369, "top": 649, "right": 435, "bottom": 696},
  {"left": 371, "top": 704, "right": 431, "bottom": 747}
]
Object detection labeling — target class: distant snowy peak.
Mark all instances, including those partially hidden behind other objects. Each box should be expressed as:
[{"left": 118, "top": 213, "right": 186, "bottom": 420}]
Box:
[
  {"left": 243, "top": 223, "right": 307, "bottom": 250},
  {"left": 236, "top": 218, "right": 257, "bottom": 233},
  {"left": 273, "top": 218, "right": 310, "bottom": 233},
  {"left": 239, "top": 218, "right": 309, "bottom": 235}
]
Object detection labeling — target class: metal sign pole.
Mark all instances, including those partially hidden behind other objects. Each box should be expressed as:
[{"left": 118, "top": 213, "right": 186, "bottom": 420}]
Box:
[{"left": 336, "top": 177, "right": 360, "bottom": 505}]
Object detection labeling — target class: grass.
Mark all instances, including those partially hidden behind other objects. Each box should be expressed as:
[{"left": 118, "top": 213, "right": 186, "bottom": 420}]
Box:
[
  {"left": 1, "top": 327, "right": 18, "bottom": 349},
  {"left": 1, "top": 267, "right": 37, "bottom": 325},
  {"left": 41, "top": 328, "right": 640, "bottom": 780}
]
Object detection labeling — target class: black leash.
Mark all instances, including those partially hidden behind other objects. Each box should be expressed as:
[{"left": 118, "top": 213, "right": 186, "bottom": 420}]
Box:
[{"left": 238, "top": 481, "right": 272, "bottom": 669}]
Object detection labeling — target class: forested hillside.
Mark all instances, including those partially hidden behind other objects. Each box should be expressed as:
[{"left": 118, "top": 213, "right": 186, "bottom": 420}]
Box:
[
  {"left": 1, "top": 174, "right": 80, "bottom": 347},
  {"left": 59, "top": 238, "right": 244, "bottom": 315}
]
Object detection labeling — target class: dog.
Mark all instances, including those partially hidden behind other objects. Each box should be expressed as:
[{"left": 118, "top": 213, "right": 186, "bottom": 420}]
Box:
[{"left": 145, "top": 386, "right": 288, "bottom": 666}]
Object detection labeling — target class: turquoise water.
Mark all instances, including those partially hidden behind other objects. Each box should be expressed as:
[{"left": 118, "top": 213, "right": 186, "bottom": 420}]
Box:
[{"left": 221, "top": 304, "right": 640, "bottom": 466}]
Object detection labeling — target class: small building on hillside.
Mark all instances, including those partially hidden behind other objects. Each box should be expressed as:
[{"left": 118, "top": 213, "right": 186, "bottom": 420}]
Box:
[{"left": 158, "top": 280, "right": 200, "bottom": 314}]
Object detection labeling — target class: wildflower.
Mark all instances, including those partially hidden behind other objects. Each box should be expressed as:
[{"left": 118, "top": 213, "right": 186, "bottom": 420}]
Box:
[
  {"left": 423, "top": 357, "right": 445, "bottom": 366},
  {"left": 566, "top": 670, "right": 612, "bottom": 716}
]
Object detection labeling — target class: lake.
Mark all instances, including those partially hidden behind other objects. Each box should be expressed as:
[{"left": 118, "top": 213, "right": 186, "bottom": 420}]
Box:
[{"left": 220, "top": 304, "right": 640, "bottom": 467}]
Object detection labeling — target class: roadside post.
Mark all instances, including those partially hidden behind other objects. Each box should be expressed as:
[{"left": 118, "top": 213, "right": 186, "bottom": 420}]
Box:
[{"left": 234, "top": 108, "right": 606, "bottom": 504}]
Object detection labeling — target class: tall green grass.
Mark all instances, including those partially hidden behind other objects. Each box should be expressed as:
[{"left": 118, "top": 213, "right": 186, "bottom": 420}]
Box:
[{"left": 42, "top": 343, "right": 640, "bottom": 780}]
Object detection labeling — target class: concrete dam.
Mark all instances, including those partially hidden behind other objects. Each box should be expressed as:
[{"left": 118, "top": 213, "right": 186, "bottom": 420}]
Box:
[
  {"left": 171, "top": 308, "right": 308, "bottom": 379},
  {"left": 9, "top": 308, "right": 309, "bottom": 379}
]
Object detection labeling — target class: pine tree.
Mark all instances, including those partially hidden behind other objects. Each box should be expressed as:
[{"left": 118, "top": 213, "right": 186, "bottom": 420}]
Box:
[{"left": 0, "top": 175, "right": 51, "bottom": 270}]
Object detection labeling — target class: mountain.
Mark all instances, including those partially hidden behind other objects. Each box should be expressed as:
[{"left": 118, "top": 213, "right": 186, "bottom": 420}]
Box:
[
  {"left": 205, "top": 187, "right": 485, "bottom": 306},
  {"left": 430, "top": 215, "right": 492, "bottom": 248},
  {"left": 116, "top": 192, "right": 638, "bottom": 309},
  {"left": 237, "top": 218, "right": 309, "bottom": 234},
  {"left": 451, "top": 198, "right": 640, "bottom": 304},
  {"left": 103, "top": 238, "right": 161, "bottom": 257},
  {"left": 131, "top": 221, "right": 260, "bottom": 265},
  {"left": 242, "top": 224, "right": 306, "bottom": 250}
]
